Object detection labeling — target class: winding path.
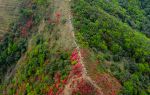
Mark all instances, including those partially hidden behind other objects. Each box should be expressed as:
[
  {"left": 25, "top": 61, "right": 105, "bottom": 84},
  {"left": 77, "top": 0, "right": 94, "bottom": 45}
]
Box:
[{"left": 51, "top": 0, "right": 104, "bottom": 94}]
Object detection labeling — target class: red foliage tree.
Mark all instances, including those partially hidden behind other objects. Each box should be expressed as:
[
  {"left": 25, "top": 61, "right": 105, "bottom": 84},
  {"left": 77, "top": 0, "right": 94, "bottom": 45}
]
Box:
[
  {"left": 21, "top": 17, "right": 33, "bottom": 37},
  {"left": 72, "top": 79, "right": 95, "bottom": 95},
  {"left": 26, "top": 18, "right": 33, "bottom": 28},
  {"left": 70, "top": 48, "right": 80, "bottom": 63},
  {"left": 55, "top": 12, "right": 61, "bottom": 24},
  {"left": 21, "top": 27, "right": 28, "bottom": 36},
  {"left": 71, "top": 63, "right": 83, "bottom": 76},
  {"left": 48, "top": 88, "right": 54, "bottom": 95}
]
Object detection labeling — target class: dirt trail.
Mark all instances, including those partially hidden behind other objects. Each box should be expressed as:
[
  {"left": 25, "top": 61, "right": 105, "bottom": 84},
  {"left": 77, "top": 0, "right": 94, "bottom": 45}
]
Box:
[
  {"left": 51, "top": 0, "right": 76, "bottom": 50},
  {"left": 52, "top": 0, "right": 104, "bottom": 94}
]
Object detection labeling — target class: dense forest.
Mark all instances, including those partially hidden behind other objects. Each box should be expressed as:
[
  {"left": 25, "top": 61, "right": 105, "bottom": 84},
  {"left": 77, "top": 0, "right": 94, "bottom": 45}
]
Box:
[
  {"left": 0, "top": 0, "right": 149, "bottom": 95},
  {"left": 72, "top": 0, "right": 150, "bottom": 95}
]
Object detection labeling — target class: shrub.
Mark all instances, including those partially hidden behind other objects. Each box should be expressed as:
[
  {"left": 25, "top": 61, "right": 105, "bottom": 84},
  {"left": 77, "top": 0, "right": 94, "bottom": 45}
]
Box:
[
  {"left": 123, "top": 81, "right": 134, "bottom": 94},
  {"left": 20, "top": 8, "right": 33, "bottom": 17},
  {"left": 110, "top": 43, "right": 122, "bottom": 54},
  {"left": 137, "top": 63, "right": 150, "bottom": 73}
]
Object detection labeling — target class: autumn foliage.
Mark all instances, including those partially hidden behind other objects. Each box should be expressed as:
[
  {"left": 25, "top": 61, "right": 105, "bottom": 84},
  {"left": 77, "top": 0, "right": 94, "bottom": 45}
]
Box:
[
  {"left": 21, "top": 17, "right": 33, "bottom": 36},
  {"left": 48, "top": 48, "right": 84, "bottom": 95},
  {"left": 47, "top": 12, "right": 61, "bottom": 24}
]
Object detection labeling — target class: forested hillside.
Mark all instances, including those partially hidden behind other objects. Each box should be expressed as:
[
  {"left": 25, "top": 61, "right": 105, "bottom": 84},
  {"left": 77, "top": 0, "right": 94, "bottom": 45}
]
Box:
[
  {"left": 0, "top": 0, "right": 150, "bottom": 95},
  {"left": 71, "top": 0, "right": 150, "bottom": 95}
]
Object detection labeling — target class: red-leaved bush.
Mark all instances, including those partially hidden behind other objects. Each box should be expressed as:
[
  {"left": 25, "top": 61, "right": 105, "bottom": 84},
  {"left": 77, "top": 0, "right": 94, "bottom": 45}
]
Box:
[
  {"left": 71, "top": 63, "right": 83, "bottom": 77},
  {"left": 21, "top": 27, "right": 28, "bottom": 36},
  {"left": 55, "top": 12, "right": 61, "bottom": 24},
  {"left": 26, "top": 18, "right": 33, "bottom": 28},
  {"left": 48, "top": 72, "right": 68, "bottom": 95},
  {"left": 21, "top": 17, "right": 33, "bottom": 37},
  {"left": 70, "top": 49, "right": 80, "bottom": 63},
  {"left": 72, "top": 79, "right": 95, "bottom": 95},
  {"left": 48, "top": 88, "right": 54, "bottom": 95},
  {"left": 48, "top": 48, "right": 96, "bottom": 95}
]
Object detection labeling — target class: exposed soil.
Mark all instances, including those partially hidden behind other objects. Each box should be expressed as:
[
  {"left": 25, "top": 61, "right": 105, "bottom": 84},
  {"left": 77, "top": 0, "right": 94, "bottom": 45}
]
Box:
[
  {"left": 2, "top": 0, "right": 122, "bottom": 94},
  {"left": 51, "top": 0, "right": 76, "bottom": 50},
  {"left": 0, "top": 0, "right": 20, "bottom": 38},
  {"left": 81, "top": 49, "right": 122, "bottom": 95},
  {"left": 51, "top": 0, "right": 121, "bottom": 95},
  {"left": 51, "top": 0, "right": 105, "bottom": 95}
]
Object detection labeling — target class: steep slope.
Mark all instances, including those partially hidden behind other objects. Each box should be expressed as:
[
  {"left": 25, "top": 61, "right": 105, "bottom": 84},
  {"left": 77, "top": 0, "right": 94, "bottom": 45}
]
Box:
[
  {"left": 48, "top": 0, "right": 119, "bottom": 94},
  {"left": 0, "top": 0, "right": 150, "bottom": 95},
  {"left": 71, "top": 0, "right": 150, "bottom": 95},
  {"left": 1, "top": 0, "right": 120, "bottom": 94},
  {"left": 1, "top": 0, "right": 107, "bottom": 94},
  {"left": 0, "top": 0, "right": 50, "bottom": 87}
]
